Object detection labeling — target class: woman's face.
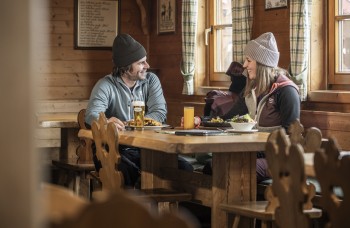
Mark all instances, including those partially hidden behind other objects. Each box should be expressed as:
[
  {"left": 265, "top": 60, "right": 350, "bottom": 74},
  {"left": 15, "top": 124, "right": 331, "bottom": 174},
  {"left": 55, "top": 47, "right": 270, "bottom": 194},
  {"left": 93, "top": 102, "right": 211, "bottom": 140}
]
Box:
[{"left": 243, "top": 56, "right": 257, "bottom": 80}]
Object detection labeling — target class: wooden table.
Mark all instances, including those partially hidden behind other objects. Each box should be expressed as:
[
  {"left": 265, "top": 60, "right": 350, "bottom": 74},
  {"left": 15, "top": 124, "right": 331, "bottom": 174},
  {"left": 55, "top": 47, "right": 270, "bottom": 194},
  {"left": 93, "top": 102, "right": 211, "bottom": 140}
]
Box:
[
  {"left": 117, "top": 130, "right": 269, "bottom": 228},
  {"left": 37, "top": 113, "right": 80, "bottom": 159}
]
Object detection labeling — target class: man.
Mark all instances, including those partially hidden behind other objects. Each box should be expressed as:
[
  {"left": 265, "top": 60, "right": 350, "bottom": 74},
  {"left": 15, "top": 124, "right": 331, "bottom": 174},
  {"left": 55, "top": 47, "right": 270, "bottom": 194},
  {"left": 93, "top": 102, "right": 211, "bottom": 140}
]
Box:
[{"left": 85, "top": 34, "right": 193, "bottom": 187}]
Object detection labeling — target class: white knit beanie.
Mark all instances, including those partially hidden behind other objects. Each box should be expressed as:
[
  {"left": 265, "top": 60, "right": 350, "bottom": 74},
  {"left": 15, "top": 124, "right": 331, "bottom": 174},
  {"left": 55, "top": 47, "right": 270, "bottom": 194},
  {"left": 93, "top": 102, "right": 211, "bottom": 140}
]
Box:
[{"left": 244, "top": 32, "right": 280, "bottom": 67}]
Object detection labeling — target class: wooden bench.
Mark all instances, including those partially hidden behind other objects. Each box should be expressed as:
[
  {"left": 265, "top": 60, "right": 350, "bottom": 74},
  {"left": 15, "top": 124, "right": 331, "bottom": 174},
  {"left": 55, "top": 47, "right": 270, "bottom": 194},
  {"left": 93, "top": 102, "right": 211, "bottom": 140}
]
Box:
[{"left": 300, "top": 110, "right": 350, "bottom": 151}]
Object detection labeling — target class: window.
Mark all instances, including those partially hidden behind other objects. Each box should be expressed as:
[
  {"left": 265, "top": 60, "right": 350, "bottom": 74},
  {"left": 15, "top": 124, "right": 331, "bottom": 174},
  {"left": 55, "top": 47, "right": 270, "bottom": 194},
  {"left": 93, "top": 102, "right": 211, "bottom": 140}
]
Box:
[
  {"left": 207, "top": 0, "right": 232, "bottom": 87},
  {"left": 328, "top": 0, "right": 350, "bottom": 86}
]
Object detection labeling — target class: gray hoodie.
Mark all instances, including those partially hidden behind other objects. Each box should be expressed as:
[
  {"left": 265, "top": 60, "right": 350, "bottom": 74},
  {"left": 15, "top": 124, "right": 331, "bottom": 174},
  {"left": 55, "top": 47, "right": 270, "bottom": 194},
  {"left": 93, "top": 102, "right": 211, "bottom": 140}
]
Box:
[{"left": 85, "top": 72, "right": 167, "bottom": 125}]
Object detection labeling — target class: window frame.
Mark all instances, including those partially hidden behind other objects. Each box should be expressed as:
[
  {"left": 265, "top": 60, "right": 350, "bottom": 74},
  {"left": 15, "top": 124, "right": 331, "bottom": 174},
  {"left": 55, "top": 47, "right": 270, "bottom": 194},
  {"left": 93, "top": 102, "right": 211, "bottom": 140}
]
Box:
[
  {"left": 207, "top": 0, "right": 231, "bottom": 87},
  {"left": 327, "top": 0, "right": 350, "bottom": 86}
]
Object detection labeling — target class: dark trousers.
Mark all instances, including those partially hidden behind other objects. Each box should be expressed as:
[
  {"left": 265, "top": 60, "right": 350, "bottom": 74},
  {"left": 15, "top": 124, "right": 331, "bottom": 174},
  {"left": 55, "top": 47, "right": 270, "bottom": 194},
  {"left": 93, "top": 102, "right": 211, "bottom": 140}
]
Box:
[{"left": 202, "top": 155, "right": 271, "bottom": 183}]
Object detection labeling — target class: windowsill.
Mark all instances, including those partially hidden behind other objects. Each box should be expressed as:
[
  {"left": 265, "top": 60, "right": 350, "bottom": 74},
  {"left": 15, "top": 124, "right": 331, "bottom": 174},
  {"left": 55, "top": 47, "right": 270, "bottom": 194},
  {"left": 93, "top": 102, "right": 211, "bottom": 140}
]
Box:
[
  {"left": 308, "top": 90, "right": 350, "bottom": 104},
  {"left": 196, "top": 86, "right": 229, "bottom": 96}
]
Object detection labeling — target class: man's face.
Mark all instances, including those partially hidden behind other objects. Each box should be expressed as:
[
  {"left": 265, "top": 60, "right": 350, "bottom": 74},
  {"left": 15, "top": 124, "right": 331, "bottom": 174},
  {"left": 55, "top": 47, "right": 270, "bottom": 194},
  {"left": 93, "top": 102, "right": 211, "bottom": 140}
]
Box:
[
  {"left": 125, "top": 56, "right": 150, "bottom": 81},
  {"left": 243, "top": 56, "right": 257, "bottom": 80}
]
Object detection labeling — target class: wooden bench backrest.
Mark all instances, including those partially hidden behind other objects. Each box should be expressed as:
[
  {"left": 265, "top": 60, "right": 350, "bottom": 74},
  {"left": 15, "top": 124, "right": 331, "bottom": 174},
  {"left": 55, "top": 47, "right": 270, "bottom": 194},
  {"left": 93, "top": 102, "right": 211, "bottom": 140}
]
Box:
[
  {"left": 265, "top": 128, "right": 315, "bottom": 228},
  {"left": 91, "top": 112, "right": 124, "bottom": 191},
  {"left": 314, "top": 137, "right": 350, "bottom": 227}
]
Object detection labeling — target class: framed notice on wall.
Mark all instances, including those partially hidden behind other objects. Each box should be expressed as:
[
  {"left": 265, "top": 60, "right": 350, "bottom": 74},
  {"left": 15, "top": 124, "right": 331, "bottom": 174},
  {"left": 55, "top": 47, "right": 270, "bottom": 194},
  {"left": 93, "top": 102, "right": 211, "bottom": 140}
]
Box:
[
  {"left": 157, "top": 0, "right": 176, "bottom": 34},
  {"left": 74, "top": 0, "right": 120, "bottom": 49}
]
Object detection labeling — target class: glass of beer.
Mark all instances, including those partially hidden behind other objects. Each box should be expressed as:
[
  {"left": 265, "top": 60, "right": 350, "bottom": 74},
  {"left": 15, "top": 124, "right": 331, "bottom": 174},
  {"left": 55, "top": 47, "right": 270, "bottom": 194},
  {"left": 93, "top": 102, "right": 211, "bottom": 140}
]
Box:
[
  {"left": 183, "top": 106, "right": 194, "bottom": 129},
  {"left": 133, "top": 100, "right": 145, "bottom": 130}
]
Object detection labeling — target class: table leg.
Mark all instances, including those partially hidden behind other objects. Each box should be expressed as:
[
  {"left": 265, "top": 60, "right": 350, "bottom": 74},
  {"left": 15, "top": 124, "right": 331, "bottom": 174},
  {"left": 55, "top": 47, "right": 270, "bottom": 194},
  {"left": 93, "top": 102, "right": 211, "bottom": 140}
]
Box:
[
  {"left": 140, "top": 149, "right": 177, "bottom": 189},
  {"left": 212, "top": 152, "right": 257, "bottom": 228},
  {"left": 60, "top": 128, "right": 79, "bottom": 160}
]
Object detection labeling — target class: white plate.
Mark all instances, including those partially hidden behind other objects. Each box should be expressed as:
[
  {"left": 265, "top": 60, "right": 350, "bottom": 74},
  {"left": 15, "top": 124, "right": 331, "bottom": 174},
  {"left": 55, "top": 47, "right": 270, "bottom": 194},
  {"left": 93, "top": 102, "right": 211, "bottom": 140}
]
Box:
[
  {"left": 144, "top": 124, "right": 170, "bottom": 130},
  {"left": 226, "top": 129, "right": 258, "bottom": 133},
  {"left": 130, "top": 124, "right": 170, "bottom": 130}
]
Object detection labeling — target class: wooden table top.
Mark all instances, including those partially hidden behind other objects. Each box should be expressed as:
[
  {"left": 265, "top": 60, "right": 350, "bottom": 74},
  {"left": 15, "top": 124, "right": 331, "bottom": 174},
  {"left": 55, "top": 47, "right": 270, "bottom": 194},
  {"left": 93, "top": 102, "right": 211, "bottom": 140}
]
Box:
[
  {"left": 80, "top": 129, "right": 270, "bottom": 154},
  {"left": 122, "top": 130, "right": 269, "bottom": 154},
  {"left": 36, "top": 113, "right": 79, "bottom": 128}
]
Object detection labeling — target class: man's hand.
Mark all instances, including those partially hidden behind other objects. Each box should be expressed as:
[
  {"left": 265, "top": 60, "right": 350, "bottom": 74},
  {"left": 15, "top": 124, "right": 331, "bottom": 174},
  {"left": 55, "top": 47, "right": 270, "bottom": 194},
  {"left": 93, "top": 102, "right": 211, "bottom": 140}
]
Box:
[{"left": 107, "top": 117, "right": 125, "bottom": 131}]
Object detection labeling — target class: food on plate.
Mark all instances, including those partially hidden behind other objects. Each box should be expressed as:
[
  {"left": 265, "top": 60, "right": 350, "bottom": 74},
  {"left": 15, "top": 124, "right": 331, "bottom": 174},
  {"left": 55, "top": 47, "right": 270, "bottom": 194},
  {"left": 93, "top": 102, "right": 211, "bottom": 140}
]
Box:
[
  {"left": 208, "top": 116, "right": 224, "bottom": 123},
  {"left": 227, "top": 114, "right": 255, "bottom": 123},
  {"left": 128, "top": 117, "right": 162, "bottom": 126},
  {"left": 144, "top": 117, "right": 162, "bottom": 126}
]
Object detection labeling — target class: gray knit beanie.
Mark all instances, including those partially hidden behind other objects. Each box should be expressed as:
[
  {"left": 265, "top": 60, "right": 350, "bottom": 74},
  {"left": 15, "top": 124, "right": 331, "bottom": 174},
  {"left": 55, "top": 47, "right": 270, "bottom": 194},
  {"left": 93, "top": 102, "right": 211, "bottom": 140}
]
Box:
[
  {"left": 112, "top": 34, "right": 147, "bottom": 67},
  {"left": 244, "top": 32, "right": 279, "bottom": 67}
]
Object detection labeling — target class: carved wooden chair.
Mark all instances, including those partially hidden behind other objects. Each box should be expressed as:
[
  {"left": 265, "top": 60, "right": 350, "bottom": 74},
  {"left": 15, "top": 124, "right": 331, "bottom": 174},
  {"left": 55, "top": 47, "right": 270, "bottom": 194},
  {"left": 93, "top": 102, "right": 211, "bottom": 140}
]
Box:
[
  {"left": 287, "top": 119, "right": 323, "bottom": 153},
  {"left": 257, "top": 119, "right": 323, "bottom": 197},
  {"left": 41, "top": 183, "right": 88, "bottom": 225},
  {"left": 90, "top": 112, "right": 192, "bottom": 212},
  {"left": 220, "top": 128, "right": 322, "bottom": 228},
  {"left": 43, "top": 183, "right": 199, "bottom": 228},
  {"left": 314, "top": 137, "right": 350, "bottom": 227},
  {"left": 76, "top": 109, "right": 93, "bottom": 162}
]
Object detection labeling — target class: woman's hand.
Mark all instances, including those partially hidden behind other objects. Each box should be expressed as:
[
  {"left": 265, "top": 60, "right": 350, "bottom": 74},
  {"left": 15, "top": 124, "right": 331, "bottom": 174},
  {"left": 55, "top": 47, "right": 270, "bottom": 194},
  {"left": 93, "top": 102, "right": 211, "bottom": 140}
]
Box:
[{"left": 107, "top": 117, "right": 125, "bottom": 131}]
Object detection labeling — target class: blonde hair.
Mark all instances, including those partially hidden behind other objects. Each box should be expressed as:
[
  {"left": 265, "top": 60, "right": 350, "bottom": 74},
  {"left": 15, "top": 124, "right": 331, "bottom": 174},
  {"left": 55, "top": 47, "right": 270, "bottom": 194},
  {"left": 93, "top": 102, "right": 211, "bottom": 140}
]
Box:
[{"left": 243, "top": 63, "right": 289, "bottom": 98}]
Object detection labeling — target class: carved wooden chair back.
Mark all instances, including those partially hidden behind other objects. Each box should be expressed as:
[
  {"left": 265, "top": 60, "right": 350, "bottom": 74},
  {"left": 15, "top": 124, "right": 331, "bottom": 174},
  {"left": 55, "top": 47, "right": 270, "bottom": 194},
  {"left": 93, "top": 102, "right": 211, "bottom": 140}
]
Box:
[
  {"left": 220, "top": 128, "right": 321, "bottom": 228},
  {"left": 49, "top": 187, "right": 199, "bottom": 228},
  {"left": 314, "top": 137, "right": 350, "bottom": 227},
  {"left": 265, "top": 128, "right": 316, "bottom": 228},
  {"left": 42, "top": 183, "right": 88, "bottom": 226},
  {"left": 89, "top": 112, "right": 192, "bottom": 212},
  {"left": 91, "top": 112, "right": 124, "bottom": 192},
  {"left": 76, "top": 109, "right": 93, "bottom": 162},
  {"left": 288, "top": 119, "right": 322, "bottom": 153}
]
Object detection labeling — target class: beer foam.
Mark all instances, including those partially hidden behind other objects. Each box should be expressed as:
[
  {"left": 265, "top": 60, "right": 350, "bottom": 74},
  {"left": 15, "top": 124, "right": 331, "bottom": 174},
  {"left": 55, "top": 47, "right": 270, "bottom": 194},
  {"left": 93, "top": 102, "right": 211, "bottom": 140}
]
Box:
[{"left": 132, "top": 100, "right": 145, "bottom": 106}]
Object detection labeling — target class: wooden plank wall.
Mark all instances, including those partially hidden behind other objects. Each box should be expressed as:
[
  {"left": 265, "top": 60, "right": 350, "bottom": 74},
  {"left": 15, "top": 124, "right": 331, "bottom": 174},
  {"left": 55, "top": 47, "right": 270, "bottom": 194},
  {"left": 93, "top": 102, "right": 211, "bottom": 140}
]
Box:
[
  {"left": 40, "top": 0, "right": 349, "bottom": 150},
  {"left": 39, "top": 0, "right": 130, "bottom": 101},
  {"left": 252, "top": 0, "right": 290, "bottom": 69},
  {"left": 40, "top": 0, "right": 290, "bottom": 123}
]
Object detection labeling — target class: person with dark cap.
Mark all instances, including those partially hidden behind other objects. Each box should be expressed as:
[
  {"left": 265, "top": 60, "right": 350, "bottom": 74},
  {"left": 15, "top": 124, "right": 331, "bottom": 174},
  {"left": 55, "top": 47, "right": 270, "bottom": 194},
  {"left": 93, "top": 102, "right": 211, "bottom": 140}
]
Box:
[
  {"left": 85, "top": 34, "right": 193, "bottom": 187},
  {"left": 243, "top": 32, "right": 300, "bottom": 182},
  {"left": 201, "top": 33, "right": 300, "bottom": 179}
]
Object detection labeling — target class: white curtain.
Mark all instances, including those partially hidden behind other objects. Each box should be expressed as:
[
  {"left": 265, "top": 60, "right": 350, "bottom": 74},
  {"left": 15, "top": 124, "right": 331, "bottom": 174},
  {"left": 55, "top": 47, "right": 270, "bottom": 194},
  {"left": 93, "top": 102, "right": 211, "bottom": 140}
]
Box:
[
  {"left": 289, "top": 0, "right": 312, "bottom": 101},
  {"left": 181, "top": 0, "right": 198, "bottom": 95},
  {"left": 232, "top": 0, "right": 254, "bottom": 64}
]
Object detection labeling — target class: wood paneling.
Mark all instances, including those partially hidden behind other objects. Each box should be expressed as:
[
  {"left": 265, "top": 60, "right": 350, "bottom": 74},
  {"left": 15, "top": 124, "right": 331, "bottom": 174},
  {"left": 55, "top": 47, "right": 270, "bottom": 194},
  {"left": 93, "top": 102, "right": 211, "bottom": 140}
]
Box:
[
  {"left": 39, "top": 0, "right": 123, "bottom": 102},
  {"left": 300, "top": 110, "right": 350, "bottom": 151},
  {"left": 252, "top": 1, "right": 290, "bottom": 69},
  {"left": 41, "top": 0, "right": 350, "bottom": 148}
]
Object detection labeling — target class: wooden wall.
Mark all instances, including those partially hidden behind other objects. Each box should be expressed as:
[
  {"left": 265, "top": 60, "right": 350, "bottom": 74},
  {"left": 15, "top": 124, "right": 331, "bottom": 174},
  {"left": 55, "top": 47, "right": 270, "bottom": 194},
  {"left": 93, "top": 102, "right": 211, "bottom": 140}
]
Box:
[
  {"left": 39, "top": 0, "right": 112, "bottom": 100},
  {"left": 41, "top": 0, "right": 350, "bottom": 149},
  {"left": 40, "top": 0, "right": 290, "bottom": 124},
  {"left": 252, "top": 1, "right": 290, "bottom": 69}
]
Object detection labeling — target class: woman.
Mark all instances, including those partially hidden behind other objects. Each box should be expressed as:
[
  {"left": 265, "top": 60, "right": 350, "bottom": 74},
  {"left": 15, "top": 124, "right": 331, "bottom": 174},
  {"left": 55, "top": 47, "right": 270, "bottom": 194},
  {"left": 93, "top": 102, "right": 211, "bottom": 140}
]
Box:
[
  {"left": 243, "top": 32, "right": 301, "bottom": 182},
  {"left": 202, "top": 33, "right": 301, "bottom": 181}
]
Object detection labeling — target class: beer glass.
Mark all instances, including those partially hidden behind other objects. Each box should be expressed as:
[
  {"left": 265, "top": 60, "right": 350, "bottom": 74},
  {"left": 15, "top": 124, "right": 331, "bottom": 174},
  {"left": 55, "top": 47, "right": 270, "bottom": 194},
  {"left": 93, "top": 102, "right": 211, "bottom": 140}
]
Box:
[
  {"left": 133, "top": 100, "right": 145, "bottom": 130},
  {"left": 183, "top": 106, "right": 194, "bottom": 129}
]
